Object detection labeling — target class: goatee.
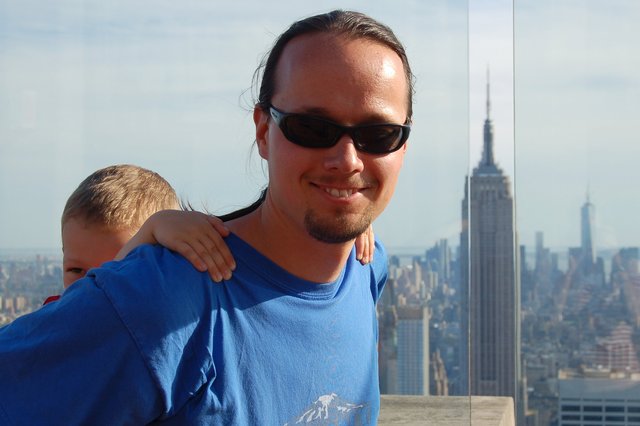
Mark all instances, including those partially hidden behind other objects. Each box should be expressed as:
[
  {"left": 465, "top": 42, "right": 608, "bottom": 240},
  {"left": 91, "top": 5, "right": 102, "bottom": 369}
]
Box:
[{"left": 304, "top": 208, "right": 373, "bottom": 244}]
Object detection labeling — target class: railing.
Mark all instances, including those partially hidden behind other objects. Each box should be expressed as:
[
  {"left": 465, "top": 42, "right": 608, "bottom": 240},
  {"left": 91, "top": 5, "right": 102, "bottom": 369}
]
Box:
[{"left": 379, "top": 395, "right": 515, "bottom": 426}]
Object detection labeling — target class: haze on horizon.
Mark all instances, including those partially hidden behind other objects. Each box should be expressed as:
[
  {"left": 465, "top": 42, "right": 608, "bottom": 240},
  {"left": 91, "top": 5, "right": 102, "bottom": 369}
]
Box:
[{"left": 0, "top": 0, "right": 638, "bottom": 253}]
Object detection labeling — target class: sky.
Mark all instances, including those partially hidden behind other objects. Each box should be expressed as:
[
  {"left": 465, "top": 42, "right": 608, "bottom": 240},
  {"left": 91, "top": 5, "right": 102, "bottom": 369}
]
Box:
[{"left": 0, "top": 0, "right": 638, "bottom": 254}]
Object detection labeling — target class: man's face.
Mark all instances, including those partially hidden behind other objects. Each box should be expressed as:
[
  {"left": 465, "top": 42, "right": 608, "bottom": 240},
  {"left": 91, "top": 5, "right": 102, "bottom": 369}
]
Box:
[
  {"left": 255, "top": 33, "right": 409, "bottom": 243},
  {"left": 62, "top": 217, "right": 132, "bottom": 288}
]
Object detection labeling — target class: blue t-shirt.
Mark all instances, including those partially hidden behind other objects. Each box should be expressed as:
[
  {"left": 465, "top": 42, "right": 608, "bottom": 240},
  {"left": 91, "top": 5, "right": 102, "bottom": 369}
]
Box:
[{"left": 0, "top": 233, "right": 387, "bottom": 425}]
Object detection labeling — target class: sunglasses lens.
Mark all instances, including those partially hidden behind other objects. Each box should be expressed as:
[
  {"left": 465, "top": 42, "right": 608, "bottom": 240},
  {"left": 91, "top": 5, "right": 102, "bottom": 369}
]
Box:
[
  {"left": 356, "top": 126, "right": 405, "bottom": 154},
  {"left": 283, "top": 116, "right": 340, "bottom": 148}
]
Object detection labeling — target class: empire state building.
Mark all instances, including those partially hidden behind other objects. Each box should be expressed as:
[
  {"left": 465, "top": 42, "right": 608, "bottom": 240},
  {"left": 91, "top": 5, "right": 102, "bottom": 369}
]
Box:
[{"left": 459, "top": 74, "right": 522, "bottom": 415}]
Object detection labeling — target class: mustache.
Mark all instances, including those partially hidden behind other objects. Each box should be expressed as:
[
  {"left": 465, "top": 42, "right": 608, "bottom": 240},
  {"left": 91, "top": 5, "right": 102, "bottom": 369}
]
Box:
[{"left": 310, "top": 176, "right": 376, "bottom": 189}]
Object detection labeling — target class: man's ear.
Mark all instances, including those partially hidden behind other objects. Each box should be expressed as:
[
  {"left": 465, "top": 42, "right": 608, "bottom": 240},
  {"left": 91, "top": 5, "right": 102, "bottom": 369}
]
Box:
[{"left": 254, "top": 106, "right": 270, "bottom": 160}]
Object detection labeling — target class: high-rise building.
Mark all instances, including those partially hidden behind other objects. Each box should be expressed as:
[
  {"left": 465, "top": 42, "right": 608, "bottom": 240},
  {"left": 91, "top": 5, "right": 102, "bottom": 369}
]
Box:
[
  {"left": 612, "top": 248, "right": 640, "bottom": 328},
  {"left": 460, "top": 73, "right": 523, "bottom": 419},
  {"left": 396, "top": 305, "right": 430, "bottom": 395},
  {"left": 557, "top": 372, "right": 640, "bottom": 426},
  {"left": 426, "top": 239, "right": 452, "bottom": 285},
  {"left": 378, "top": 278, "right": 398, "bottom": 395},
  {"left": 569, "top": 195, "right": 605, "bottom": 287},
  {"left": 431, "top": 349, "right": 449, "bottom": 396},
  {"left": 587, "top": 322, "right": 640, "bottom": 372},
  {"left": 581, "top": 194, "right": 596, "bottom": 273}
]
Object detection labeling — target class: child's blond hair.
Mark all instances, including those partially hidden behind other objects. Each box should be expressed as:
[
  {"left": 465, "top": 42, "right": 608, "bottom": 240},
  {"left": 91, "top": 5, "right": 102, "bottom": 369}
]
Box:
[{"left": 61, "top": 164, "right": 180, "bottom": 234}]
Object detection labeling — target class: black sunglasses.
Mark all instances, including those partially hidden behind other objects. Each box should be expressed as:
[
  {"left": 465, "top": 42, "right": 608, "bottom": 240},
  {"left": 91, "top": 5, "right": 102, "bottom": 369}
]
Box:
[{"left": 268, "top": 104, "right": 410, "bottom": 155}]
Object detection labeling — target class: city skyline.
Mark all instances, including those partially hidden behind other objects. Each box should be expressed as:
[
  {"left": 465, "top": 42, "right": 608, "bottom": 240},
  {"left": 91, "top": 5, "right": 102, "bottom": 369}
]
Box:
[{"left": 1, "top": 0, "right": 639, "bottom": 250}]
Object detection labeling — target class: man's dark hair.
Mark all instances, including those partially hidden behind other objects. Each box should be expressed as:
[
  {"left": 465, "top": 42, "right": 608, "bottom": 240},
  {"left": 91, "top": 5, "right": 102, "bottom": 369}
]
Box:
[
  {"left": 253, "top": 9, "right": 415, "bottom": 119},
  {"left": 218, "top": 188, "right": 267, "bottom": 222}
]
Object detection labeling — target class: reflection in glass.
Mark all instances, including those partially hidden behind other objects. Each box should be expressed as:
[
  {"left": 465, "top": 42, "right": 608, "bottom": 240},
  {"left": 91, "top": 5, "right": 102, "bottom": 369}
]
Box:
[{"left": 516, "top": 1, "right": 640, "bottom": 424}]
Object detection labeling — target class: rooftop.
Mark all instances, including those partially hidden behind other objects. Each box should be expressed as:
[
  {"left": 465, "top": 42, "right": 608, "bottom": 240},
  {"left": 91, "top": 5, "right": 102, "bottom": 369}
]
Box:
[{"left": 379, "top": 395, "right": 515, "bottom": 425}]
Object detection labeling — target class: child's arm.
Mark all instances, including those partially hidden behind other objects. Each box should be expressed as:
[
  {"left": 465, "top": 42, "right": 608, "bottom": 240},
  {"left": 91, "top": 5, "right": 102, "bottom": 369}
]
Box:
[
  {"left": 355, "top": 224, "right": 375, "bottom": 265},
  {"left": 115, "top": 210, "right": 373, "bottom": 281},
  {"left": 115, "top": 210, "right": 236, "bottom": 282}
]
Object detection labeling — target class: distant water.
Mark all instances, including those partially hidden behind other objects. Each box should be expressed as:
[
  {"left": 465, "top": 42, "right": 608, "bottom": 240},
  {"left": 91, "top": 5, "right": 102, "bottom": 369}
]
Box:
[{"left": 386, "top": 246, "right": 428, "bottom": 261}]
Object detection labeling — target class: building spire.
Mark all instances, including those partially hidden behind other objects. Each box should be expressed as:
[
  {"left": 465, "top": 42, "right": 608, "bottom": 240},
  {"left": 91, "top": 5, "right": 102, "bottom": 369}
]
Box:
[
  {"left": 478, "top": 65, "right": 498, "bottom": 172},
  {"left": 486, "top": 66, "right": 491, "bottom": 120}
]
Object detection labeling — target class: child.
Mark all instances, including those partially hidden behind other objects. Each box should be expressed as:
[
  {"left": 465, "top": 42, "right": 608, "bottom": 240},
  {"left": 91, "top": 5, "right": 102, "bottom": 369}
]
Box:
[
  {"left": 49, "top": 164, "right": 374, "bottom": 302},
  {"left": 47, "top": 164, "right": 234, "bottom": 304}
]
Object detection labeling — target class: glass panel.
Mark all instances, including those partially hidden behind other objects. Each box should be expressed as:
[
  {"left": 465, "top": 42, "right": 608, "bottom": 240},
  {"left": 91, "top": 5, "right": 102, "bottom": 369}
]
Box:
[
  {"left": 515, "top": 0, "right": 640, "bottom": 424},
  {"left": 0, "top": 0, "right": 472, "bottom": 422},
  {"left": 467, "top": 0, "right": 522, "bottom": 422},
  {"left": 377, "top": 0, "right": 470, "bottom": 406}
]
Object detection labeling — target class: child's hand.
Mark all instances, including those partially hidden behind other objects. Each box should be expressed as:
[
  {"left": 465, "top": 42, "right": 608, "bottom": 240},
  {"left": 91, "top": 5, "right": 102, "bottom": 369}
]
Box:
[
  {"left": 115, "top": 210, "right": 236, "bottom": 282},
  {"left": 355, "top": 225, "right": 375, "bottom": 265}
]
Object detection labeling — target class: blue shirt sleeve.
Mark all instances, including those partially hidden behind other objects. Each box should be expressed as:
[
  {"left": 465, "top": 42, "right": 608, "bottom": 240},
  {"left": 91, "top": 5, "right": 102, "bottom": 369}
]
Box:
[
  {"left": 370, "top": 239, "right": 389, "bottom": 303},
  {"left": 0, "top": 270, "right": 163, "bottom": 425},
  {"left": 91, "top": 245, "right": 218, "bottom": 418}
]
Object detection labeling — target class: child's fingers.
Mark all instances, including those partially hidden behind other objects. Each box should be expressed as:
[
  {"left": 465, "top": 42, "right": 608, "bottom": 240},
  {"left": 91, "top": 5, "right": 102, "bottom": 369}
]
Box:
[
  {"left": 202, "top": 226, "right": 236, "bottom": 272},
  {"left": 207, "top": 215, "right": 230, "bottom": 237},
  {"left": 195, "top": 225, "right": 235, "bottom": 280},
  {"left": 356, "top": 225, "right": 375, "bottom": 265},
  {"left": 366, "top": 225, "right": 375, "bottom": 263},
  {"left": 189, "top": 237, "right": 233, "bottom": 283},
  {"left": 359, "top": 234, "right": 369, "bottom": 265},
  {"left": 173, "top": 241, "right": 224, "bottom": 282},
  {"left": 204, "top": 215, "right": 235, "bottom": 272},
  {"left": 196, "top": 236, "right": 235, "bottom": 282},
  {"left": 355, "top": 233, "right": 365, "bottom": 261}
]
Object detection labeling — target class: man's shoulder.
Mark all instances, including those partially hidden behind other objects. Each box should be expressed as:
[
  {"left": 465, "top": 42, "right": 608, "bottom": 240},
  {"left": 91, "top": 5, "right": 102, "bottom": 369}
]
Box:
[
  {"left": 84, "top": 243, "right": 216, "bottom": 364},
  {"left": 371, "top": 239, "right": 388, "bottom": 276},
  {"left": 86, "top": 244, "right": 212, "bottom": 319},
  {"left": 366, "top": 239, "right": 388, "bottom": 302},
  {"left": 92, "top": 244, "right": 197, "bottom": 284},
  {"left": 65, "top": 245, "right": 216, "bottom": 420}
]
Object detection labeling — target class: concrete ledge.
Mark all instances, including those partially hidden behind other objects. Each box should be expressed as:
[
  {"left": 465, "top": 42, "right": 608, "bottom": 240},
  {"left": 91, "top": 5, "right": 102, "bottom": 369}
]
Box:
[{"left": 379, "top": 395, "right": 515, "bottom": 426}]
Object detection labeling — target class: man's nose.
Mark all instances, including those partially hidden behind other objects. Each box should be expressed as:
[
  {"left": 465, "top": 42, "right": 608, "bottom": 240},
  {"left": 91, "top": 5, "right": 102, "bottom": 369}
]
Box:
[{"left": 323, "top": 133, "right": 365, "bottom": 173}]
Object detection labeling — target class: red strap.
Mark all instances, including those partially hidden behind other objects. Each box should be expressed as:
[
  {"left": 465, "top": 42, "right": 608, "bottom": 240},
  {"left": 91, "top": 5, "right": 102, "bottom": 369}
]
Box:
[{"left": 42, "top": 295, "right": 61, "bottom": 305}]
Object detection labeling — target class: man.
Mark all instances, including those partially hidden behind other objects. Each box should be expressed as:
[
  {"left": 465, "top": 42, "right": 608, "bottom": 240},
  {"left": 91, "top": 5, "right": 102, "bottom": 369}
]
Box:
[{"left": 0, "top": 10, "right": 413, "bottom": 425}]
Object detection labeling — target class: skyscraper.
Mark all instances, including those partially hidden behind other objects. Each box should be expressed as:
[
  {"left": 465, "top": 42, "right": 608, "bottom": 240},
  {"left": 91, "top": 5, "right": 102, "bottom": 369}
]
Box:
[
  {"left": 570, "top": 195, "right": 605, "bottom": 287},
  {"left": 557, "top": 374, "right": 640, "bottom": 426},
  {"left": 396, "top": 305, "right": 430, "bottom": 395},
  {"left": 581, "top": 193, "right": 596, "bottom": 270},
  {"left": 459, "top": 72, "right": 522, "bottom": 418}
]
